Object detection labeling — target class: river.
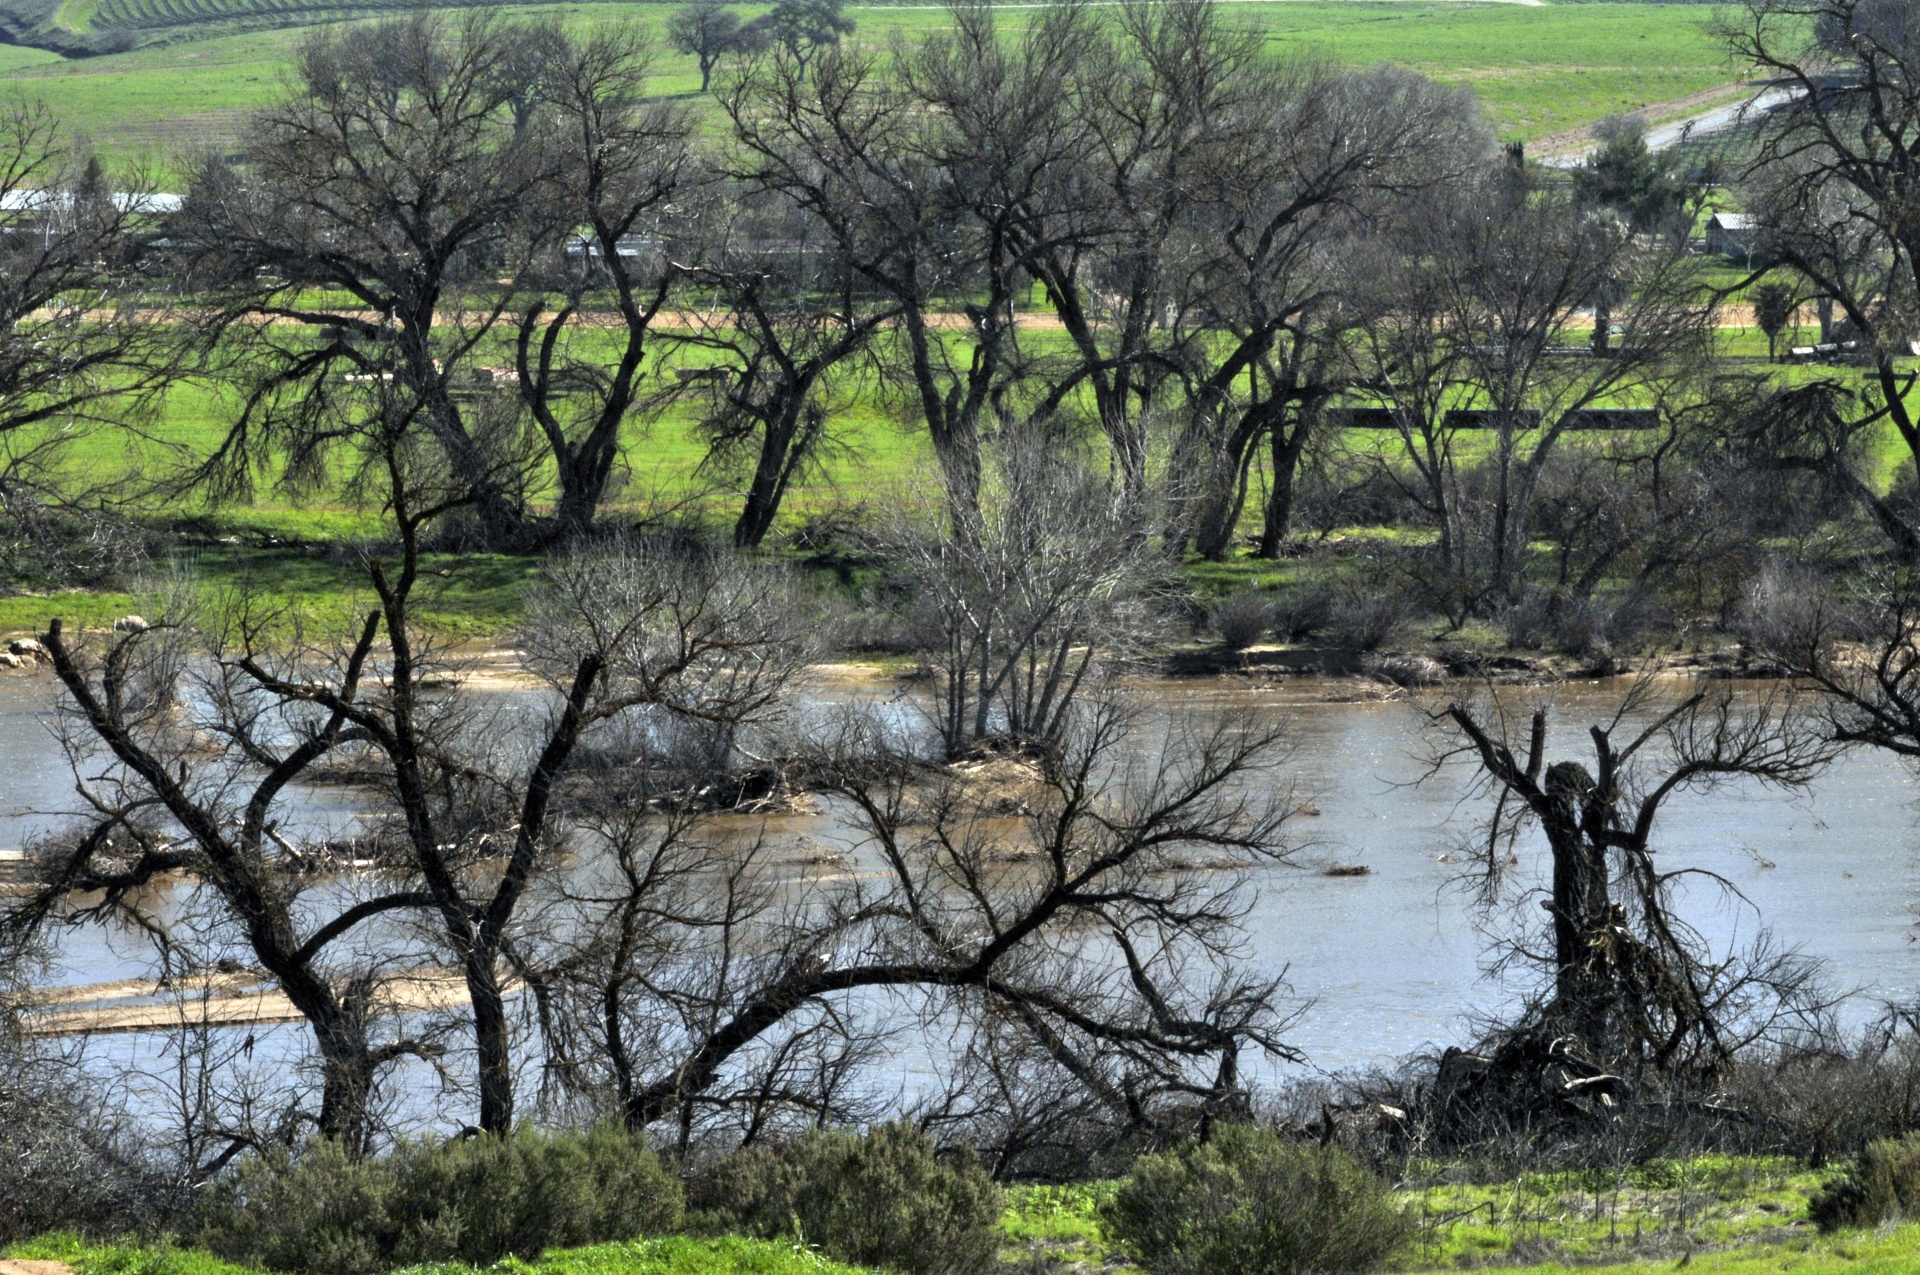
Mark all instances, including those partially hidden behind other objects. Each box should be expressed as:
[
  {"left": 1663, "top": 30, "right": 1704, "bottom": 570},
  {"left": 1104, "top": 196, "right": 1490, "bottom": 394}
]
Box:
[{"left": 5, "top": 668, "right": 1917, "bottom": 1089}]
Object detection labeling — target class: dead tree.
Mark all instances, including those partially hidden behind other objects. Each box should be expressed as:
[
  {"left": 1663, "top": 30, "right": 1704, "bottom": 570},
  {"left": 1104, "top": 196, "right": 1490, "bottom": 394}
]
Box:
[
  {"left": 1723, "top": 0, "right": 1920, "bottom": 559},
  {"left": 1018, "top": 13, "right": 1487, "bottom": 555},
  {"left": 1744, "top": 564, "right": 1920, "bottom": 764},
  {"left": 720, "top": 3, "right": 1082, "bottom": 528},
  {"left": 0, "top": 102, "right": 179, "bottom": 577},
  {"left": 24, "top": 369, "right": 811, "bottom": 1145},
  {"left": 1352, "top": 172, "right": 1713, "bottom": 612},
  {"left": 226, "top": 517, "right": 810, "bottom": 1137},
  {"left": 1442, "top": 682, "right": 1834, "bottom": 1088},
  {"left": 0, "top": 102, "right": 173, "bottom": 457},
  {"left": 172, "top": 12, "right": 560, "bottom": 546},
  {"left": 670, "top": 192, "right": 898, "bottom": 548}
]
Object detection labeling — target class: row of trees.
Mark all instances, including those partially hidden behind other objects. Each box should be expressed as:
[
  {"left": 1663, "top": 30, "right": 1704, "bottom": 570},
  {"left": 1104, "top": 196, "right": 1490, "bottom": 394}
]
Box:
[
  {"left": 0, "top": 3, "right": 1680, "bottom": 585},
  {"left": 5, "top": 0, "right": 1920, "bottom": 594}
]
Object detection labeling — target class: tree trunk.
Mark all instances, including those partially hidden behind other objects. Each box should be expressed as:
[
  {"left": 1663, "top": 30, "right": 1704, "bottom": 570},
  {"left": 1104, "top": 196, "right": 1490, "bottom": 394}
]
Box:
[
  {"left": 1541, "top": 761, "right": 1615, "bottom": 1046},
  {"left": 1257, "top": 406, "right": 1315, "bottom": 559},
  {"left": 552, "top": 447, "right": 616, "bottom": 546},
  {"left": 469, "top": 955, "right": 515, "bottom": 1133},
  {"left": 307, "top": 1004, "right": 380, "bottom": 1156},
  {"left": 733, "top": 399, "right": 817, "bottom": 549}
]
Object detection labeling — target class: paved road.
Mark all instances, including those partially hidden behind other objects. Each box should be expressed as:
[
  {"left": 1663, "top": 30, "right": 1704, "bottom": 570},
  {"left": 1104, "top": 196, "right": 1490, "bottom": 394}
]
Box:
[{"left": 1541, "top": 82, "right": 1804, "bottom": 169}]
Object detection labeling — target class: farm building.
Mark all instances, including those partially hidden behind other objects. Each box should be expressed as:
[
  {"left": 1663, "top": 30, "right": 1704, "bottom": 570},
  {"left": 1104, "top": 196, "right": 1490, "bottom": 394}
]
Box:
[{"left": 1705, "top": 212, "right": 1761, "bottom": 259}]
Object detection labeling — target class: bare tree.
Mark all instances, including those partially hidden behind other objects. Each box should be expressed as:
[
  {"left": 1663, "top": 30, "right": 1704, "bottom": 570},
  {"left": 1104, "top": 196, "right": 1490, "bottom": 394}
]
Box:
[
  {"left": 0, "top": 102, "right": 177, "bottom": 575},
  {"left": 1009, "top": 0, "right": 1487, "bottom": 553},
  {"left": 671, "top": 192, "right": 898, "bottom": 547},
  {"left": 22, "top": 373, "right": 811, "bottom": 1148},
  {"left": 1352, "top": 169, "right": 1713, "bottom": 612},
  {"left": 0, "top": 104, "right": 172, "bottom": 455},
  {"left": 173, "top": 12, "right": 560, "bottom": 546},
  {"left": 888, "top": 429, "right": 1169, "bottom": 758},
  {"left": 1182, "top": 60, "right": 1488, "bottom": 562},
  {"left": 514, "top": 24, "right": 698, "bottom": 542},
  {"left": 1441, "top": 682, "right": 1834, "bottom": 1080},
  {"left": 1517, "top": 433, "right": 1756, "bottom": 653},
  {"left": 14, "top": 592, "right": 445, "bottom": 1156},
  {"left": 239, "top": 520, "right": 811, "bottom": 1137},
  {"left": 526, "top": 697, "right": 1305, "bottom": 1152},
  {"left": 1743, "top": 563, "right": 1920, "bottom": 766},
  {"left": 1723, "top": 0, "right": 1920, "bottom": 558},
  {"left": 722, "top": 1, "right": 1089, "bottom": 527}
]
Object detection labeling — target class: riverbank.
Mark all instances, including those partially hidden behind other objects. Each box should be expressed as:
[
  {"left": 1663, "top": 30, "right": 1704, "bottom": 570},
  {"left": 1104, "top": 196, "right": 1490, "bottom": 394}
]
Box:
[{"left": 0, "top": 617, "right": 1775, "bottom": 692}]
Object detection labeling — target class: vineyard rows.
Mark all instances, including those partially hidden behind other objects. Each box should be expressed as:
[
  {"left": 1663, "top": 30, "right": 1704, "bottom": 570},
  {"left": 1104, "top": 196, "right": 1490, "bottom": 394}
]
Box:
[{"left": 90, "top": 0, "right": 643, "bottom": 33}]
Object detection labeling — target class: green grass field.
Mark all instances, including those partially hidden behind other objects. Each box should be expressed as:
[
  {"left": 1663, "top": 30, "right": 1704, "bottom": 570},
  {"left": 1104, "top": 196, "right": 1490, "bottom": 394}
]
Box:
[{"left": 0, "top": 2, "right": 1736, "bottom": 168}]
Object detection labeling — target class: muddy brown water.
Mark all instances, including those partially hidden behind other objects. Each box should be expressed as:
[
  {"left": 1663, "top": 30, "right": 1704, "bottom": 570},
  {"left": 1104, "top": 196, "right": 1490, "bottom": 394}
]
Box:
[{"left": 5, "top": 670, "right": 1917, "bottom": 1090}]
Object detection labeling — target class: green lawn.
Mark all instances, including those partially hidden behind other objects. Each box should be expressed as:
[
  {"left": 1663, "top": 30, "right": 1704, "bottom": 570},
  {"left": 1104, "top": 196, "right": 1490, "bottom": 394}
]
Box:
[{"left": 0, "top": 3, "right": 1737, "bottom": 169}]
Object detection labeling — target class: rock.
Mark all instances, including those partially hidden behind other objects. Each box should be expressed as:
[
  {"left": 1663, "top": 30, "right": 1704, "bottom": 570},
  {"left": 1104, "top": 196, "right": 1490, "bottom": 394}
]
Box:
[
  {"left": 113, "top": 615, "right": 150, "bottom": 633},
  {"left": 1322, "top": 863, "right": 1370, "bottom": 877},
  {"left": 0, "top": 653, "right": 21, "bottom": 670}
]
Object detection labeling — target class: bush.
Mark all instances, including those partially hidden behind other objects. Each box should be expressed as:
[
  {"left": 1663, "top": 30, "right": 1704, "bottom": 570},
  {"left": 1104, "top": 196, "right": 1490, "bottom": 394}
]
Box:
[
  {"left": 196, "top": 1125, "right": 683, "bottom": 1275},
  {"left": 1724, "top": 1028, "right": 1920, "bottom": 1166},
  {"left": 1326, "top": 584, "right": 1404, "bottom": 652},
  {"left": 696, "top": 1122, "right": 1002, "bottom": 1275},
  {"left": 0, "top": 1037, "right": 170, "bottom": 1241},
  {"left": 1810, "top": 1133, "right": 1920, "bottom": 1231},
  {"left": 1101, "top": 1125, "right": 1414, "bottom": 1275},
  {"left": 1209, "top": 589, "right": 1278, "bottom": 652},
  {"left": 1271, "top": 582, "right": 1334, "bottom": 644}
]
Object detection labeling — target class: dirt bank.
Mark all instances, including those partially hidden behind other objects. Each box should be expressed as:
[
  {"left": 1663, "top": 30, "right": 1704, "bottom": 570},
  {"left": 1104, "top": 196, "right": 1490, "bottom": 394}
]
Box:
[{"left": 22, "top": 968, "right": 504, "bottom": 1037}]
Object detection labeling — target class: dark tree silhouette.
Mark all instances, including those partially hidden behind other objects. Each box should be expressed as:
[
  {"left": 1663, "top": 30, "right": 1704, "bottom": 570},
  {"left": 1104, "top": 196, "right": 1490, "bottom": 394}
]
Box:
[{"left": 668, "top": 0, "right": 746, "bottom": 93}]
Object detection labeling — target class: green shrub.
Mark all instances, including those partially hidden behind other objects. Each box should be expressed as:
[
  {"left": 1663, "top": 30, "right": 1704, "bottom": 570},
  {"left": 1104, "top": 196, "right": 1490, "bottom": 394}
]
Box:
[
  {"left": 1811, "top": 1132, "right": 1920, "bottom": 1231},
  {"left": 696, "top": 1122, "right": 1002, "bottom": 1275},
  {"left": 1100, "top": 1126, "right": 1413, "bottom": 1275},
  {"left": 195, "top": 1139, "right": 395, "bottom": 1275},
  {"left": 195, "top": 1125, "right": 683, "bottom": 1275}
]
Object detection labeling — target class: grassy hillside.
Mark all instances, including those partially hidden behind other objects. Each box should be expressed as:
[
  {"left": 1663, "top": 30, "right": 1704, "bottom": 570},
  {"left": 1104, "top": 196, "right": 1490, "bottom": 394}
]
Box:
[{"left": 0, "top": 2, "right": 1737, "bottom": 168}]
